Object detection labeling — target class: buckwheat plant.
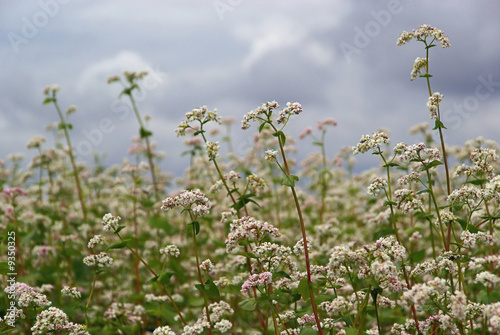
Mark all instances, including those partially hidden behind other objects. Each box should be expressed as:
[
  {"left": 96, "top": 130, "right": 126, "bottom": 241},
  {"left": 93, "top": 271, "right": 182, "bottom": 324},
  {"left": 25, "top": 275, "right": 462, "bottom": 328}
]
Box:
[
  {"left": 108, "top": 71, "right": 162, "bottom": 202},
  {"left": 43, "top": 85, "right": 87, "bottom": 221},
  {"left": 161, "top": 190, "right": 215, "bottom": 334},
  {"left": 349, "top": 24, "right": 500, "bottom": 334},
  {"left": 242, "top": 101, "right": 324, "bottom": 334},
  {"left": 300, "top": 118, "right": 338, "bottom": 225}
]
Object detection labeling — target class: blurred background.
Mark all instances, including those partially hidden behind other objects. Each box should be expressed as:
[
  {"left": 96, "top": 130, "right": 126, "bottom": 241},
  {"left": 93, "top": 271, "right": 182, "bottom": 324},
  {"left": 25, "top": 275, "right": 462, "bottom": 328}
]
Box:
[{"left": 1, "top": 0, "right": 499, "bottom": 176}]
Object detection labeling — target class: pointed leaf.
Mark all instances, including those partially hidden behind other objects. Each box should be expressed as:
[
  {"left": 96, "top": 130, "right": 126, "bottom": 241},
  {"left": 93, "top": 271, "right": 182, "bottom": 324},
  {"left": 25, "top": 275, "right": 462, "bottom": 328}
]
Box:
[
  {"left": 239, "top": 298, "right": 257, "bottom": 311},
  {"left": 158, "top": 271, "right": 175, "bottom": 285},
  {"left": 297, "top": 277, "right": 310, "bottom": 301},
  {"left": 108, "top": 239, "right": 130, "bottom": 249}
]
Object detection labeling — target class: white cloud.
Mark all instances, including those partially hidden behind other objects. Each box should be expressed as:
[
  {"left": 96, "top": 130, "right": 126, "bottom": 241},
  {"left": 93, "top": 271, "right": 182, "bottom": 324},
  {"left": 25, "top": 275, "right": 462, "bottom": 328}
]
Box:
[{"left": 75, "top": 50, "right": 162, "bottom": 95}]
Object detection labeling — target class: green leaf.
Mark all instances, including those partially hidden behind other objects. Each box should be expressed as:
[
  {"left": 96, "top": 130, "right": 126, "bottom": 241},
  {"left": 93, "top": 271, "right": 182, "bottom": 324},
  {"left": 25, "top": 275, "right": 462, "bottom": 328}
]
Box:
[
  {"left": 280, "top": 175, "right": 299, "bottom": 187},
  {"left": 0, "top": 261, "right": 10, "bottom": 275},
  {"left": 416, "top": 189, "right": 430, "bottom": 195},
  {"left": 139, "top": 127, "right": 153, "bottom": 138},
  {"left": 158, "top": 271, "right": 175, "bottom": 285},
  {"left": 297, "top": 277, "right": 310, "bottom": 301},
  {"left": 422, "top": 160, "right": 443, "bottom": 171},
  {"left": 239, "top": 298, "right": 257, "bottom": 311},
  {"left": 273, "top": 130, "right": 286, "bottom": 146},
  {"left": 237, "top": 252, "right": 258, "bottom": 259},
  {"left": 382, "top": 162, "right": 400, "bottom": 168},
  {"left": 433, "top": 119, "right": 447, "bottom": 130},
  {"left": 0, "top": 329, "right": 16, "bottom": 334},
  {"left": 300, "top": 328, "right": 319, "bottom": 335},
  {"left": 43, "top": 97, "right": 54, "bottom": 104},
  {"left": 258, "top": 122, "right": 267, "bottom": 133},
  {"left": 383, "top": 200, "right": 397, "bottom": 207},
  {"left": 409, "top": 249, "right": 426, "bottom": 263},
  {"left": 312, "top": 141, "right": 323, "bottom": 147},
  {"left": 195, "top": 279, "right": 220, "bottom": 300},
  {"left": 108, "top": 239, "right": 130, "bottom": 249},
  {"left": 273, "top": 270, "right": 291, "bottom": 279},
  {"left": 189, "top": 221, "right": 200, "bottom": 235},
  {"left": 467, "top": 178, "right": 489, "bottom": 186},
  {"left": 345, "top": 328, "right": 360, "bottom": 335},
  {"left": 115, "top": 225, "right": 127, "bottom": 234}
]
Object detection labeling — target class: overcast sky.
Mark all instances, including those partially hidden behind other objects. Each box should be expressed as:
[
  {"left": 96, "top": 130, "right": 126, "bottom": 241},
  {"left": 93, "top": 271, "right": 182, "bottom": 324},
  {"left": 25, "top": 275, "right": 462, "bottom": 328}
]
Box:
[{"left": 1, "top": 0, "right": 500, "bottom": 176}]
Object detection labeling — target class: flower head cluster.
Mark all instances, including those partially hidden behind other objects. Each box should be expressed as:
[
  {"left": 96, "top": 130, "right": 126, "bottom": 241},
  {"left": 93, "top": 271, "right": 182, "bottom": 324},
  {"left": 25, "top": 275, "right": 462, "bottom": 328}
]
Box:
[
  {"left": 367, "top": 177, "right": 388, "bottom": 197},
  {"left": 87, "top": 234, "right": 106, "bottom": 248},
  {"left": 397, "top": 24, "right": 450, "bottom": 48},
  {"left": 319, "top": 296, "right": 352, "bottom": 316},
  {"left": 411, "top": 57, "right": 428, "bottom": 80},
  {"left": 317, "top": 118, "right": 337, "bottom": 130},
  {"left": 161, "top": 189, "right": 211, "bottom": 217},
  {"left": 103, "top": 302, "right": 146, "bottom": 325},
  {"left": 31, "top": 307, "right": 90, "bottom": 335},
  {"left": 4, "top": 282, "right": 51, "bottom": 308},
  {"left": 394, "top": 189, "right": 422, "bottom": 213},
  {"left": 175, "top": 106, "right": 221, "bottom": 137},
  {"left": 160, "top": 244, "right": 180, "bottom": 258},
  {"left": 241, "top": 272, "right": 272, "bottom": 293},
  {"left": 241, "top": 101, "right": 279, "bottom": 130},
  {"left": 447, "top": 185, "right": 483, "bottom": 206},
  {"left": 427, "top": 92, "right": 443, "bottom": 119},
  {"left": 276, "top": 102, "right": 303, "bottom": 124},
  {"left": 226, "top": 216, "right": 281, "bottom": 252},
  {"left": 247, "top": 174, "right": 267, "bottom": 195},
  {"left": 200, "top": 259, "right": 215, "bottom": 272},
  {"left": 83, "top": 252, "right": 114, "bottom": 268},
  {"left": 395, "top": 142, "right": 441, "bottom": 164},
  {"left": 102, "top": 213, "right": 121, "bottom": 232},
  {"left": 153, "top": 326, "right": 176, "bottom": 335},
  {"left": 205, "top": 141, "right": 220, "bottom": 160},
  {"left": 43, "top": 84, "right": 60, "bottom": 96},
  {"left": 352, "top": 131, "right": 390, "bottom": 155},
  {"left": 61, "top": 286, "right": 82, "bottom": 299},
  {"left": 461, "top": 230, "right": 494, "bottom": 248},
  {"left": 265, "top": 149, "right": 278, "bottom": 161},
  {"left": 26, "top": 135, "right": 46, "bottom": 149}
]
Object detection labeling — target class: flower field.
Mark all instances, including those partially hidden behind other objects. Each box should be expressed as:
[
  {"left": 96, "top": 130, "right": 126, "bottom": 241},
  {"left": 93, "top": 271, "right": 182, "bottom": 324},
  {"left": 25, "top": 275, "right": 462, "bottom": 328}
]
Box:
[{"left": 1, "top": 25, "right": 499, "bottom": 335}]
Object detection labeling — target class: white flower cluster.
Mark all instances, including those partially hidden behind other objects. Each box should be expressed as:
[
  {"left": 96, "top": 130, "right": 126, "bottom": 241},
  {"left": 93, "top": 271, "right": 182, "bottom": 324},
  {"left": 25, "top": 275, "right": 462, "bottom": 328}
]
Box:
[
  {"left": 61, "top": 286, "right": 82, "bottom": 299},
  {"left": 461, "top": 230, "right": 494, "bottom": 248},
  {"left": 200, "top": 259, "right": 214, "bottom": 272},
  {"left": 397, "top": 24, "right": 450, "bottom": 48},
  {"left": 159, "top": 244, "right": 180, "bottom": 258},
  {"left": 87, "top": 234, "right": 106, "bottom": 248},
  {"left": 102, "top": 213, "right": 121, "bottom": 232},
  {"left": 225, "top": 216, "right": 281, "bottom": 252},
  {"left": 352, "top": 131, "right": 390, "bottom": 155},
  {"left": 427, "top": 92, "right": 443, "bottom": 119},
  {"left": 161, "top": 189, "right": 211, "bottom": 217},
  {"left": 410, "top": 57, "right": 427, "bottom": 80},
  {"left": 367, "top": 177, "right": 387, "bottom": 197},
  {"left": 241, "top": 101, "right": 279, "bottom": 130},
  {"left": 265, "top": 149, "right": 278, "bottom": 161},
  {"left": 205, "top": 141, "right": 220, "bottom": 160},
  {"left": 276, "top": 102, "right": 303, "bottom": 124},
  {"left": 153, "top": 326, "right": 176, "bottom": 335},
  {"left": 175, "top": 106, "right": 221, "bottom": 137},
  {"left": 31, "top": 307, "right": 89, "bottom": 335},
  {"left": 4, "top": 282, "right": 51, "bottom": 308},
  {"left": 83, "top": 252, "right": 114, "bottom": 268}
]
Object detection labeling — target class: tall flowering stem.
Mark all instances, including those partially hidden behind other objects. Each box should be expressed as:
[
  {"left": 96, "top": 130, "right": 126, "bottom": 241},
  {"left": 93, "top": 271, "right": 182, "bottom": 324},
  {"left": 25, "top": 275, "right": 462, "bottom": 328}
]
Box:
[
  {"left": 243, "top": 101, "right": 324, "bottom": 335},
  {"left": 398, "top": 24, "right": 453, "bottom": 247},
  {"left": 161, "top": 190, "right": 214, "bottom": 334},
  {"left": 108, "top": 72, "right": 160, "bottom": 203},
  {"left": 101, "top": 213, "right": 187, "bottom": 326},
  {"left": 43, "top": 85, "right": 87, "bottom": 221}
]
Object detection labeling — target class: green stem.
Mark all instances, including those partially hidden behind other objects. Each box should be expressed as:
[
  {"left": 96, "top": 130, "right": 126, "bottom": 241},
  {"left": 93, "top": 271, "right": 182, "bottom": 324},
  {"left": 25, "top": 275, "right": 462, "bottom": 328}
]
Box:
[
  {"left": 52, "top": 96, "right": 87, "bottom": 221},
  {"left": 128, "top": 93, "right": 160, "bottom": 203},
  {"left": 272, "top": 123, "right": 323, "bottom": 335},
  {"left": 190, "top": 222, "right": 213, "bottom": 335}
]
